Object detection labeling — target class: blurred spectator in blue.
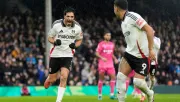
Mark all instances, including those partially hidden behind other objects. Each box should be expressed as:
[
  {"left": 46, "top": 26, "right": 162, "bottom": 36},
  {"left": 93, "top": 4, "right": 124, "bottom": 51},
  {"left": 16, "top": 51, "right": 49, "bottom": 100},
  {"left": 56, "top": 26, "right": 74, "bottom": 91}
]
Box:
[{"left": 26, "top": 53, "right": 36, "bottom": 65}]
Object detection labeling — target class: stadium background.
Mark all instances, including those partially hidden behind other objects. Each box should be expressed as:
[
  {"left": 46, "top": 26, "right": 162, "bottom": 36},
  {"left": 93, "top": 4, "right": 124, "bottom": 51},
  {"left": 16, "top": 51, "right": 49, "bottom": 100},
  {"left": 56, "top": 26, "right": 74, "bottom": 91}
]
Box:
[{"left": 0, "top": 0, "right": 179, "bottom": 101}]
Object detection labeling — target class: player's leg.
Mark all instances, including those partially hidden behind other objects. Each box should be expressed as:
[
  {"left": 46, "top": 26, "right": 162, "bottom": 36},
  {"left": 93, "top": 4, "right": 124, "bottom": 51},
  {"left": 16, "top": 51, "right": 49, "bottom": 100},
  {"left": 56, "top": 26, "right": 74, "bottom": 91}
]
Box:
[
  {"left": 140, "top": 92, "right": 146, "bottom": 102},
  {"left": 133, "top": 58, "right": 154, "bottom": 102},
  {"left": 56, "top": 58, "right": 72, "bottom": 102},
  {"left": 126, "top": 70, "right": 135, "bottom": 91},
  {"left": 44, "top": 73, "right": 57, "bottom": 88},
  {"left": 116, "top": 57, "right": 131, "bottom": 102},
  {"left": 134, "top": 73, "right": 154, "bottom": 102},
  {"left": 44, "top": 58, "right": 59, "bottom": 89},
  {"left": 125, "top": 77, "right": 130, "bottom": 91},
  {"left": 149, "top": 65, "right": 156, "bottom": 90},
  {"left": 127, "top": 70, "right": 141, "bottom": 98},
  {"left": 56, "top": 67, "right": 69, "bottom": 102},
  {"left": 149, "top": 75, "right": 156, "bottom": 89},
  {"left": 107, "top": 68, "right": 116, "bottom": 99},
  {"left": 132, "top": 85, "right": 142, "bottom": 98},
  {"left": 98, "top": 68, "right": 105, "bottom": 100}
]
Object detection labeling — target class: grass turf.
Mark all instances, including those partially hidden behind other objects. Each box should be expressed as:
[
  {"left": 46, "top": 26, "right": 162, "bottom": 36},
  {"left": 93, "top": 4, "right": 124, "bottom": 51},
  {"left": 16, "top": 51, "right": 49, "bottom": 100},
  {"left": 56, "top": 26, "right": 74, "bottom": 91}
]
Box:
[{"left": 0, "top": 94, "right": 180, "bottom": 102}]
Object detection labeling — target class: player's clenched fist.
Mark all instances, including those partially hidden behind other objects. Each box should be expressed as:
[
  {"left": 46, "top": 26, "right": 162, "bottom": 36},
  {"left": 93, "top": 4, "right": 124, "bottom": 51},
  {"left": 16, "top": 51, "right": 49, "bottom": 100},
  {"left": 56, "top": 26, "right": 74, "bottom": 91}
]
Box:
[
  {"left": 69, "top": 43, "right": 76, "bottom": 49},
  {"left": 54, "top": 39, "right": 61, "bottom": 46}
]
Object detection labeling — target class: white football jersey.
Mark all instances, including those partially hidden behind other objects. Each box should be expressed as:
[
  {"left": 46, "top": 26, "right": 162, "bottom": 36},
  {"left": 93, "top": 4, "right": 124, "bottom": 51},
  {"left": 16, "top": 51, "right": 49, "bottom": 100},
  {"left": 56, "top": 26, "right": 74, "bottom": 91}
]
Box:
[
  {"left": 121, "top": 11, "right": 149, "bottom": 58},
  {"left": 151, "top": 37, "right": 161, "bottom": 65},
  {"left": 48, "top": 19, "right": 83, "bottom": 57}
]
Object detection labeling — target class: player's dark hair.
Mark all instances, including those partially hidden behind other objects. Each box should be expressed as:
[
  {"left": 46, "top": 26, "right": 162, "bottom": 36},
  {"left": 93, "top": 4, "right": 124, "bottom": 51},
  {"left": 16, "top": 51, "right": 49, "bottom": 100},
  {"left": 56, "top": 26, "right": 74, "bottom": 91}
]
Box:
[
  {"left": 64, "top": 7, "right": 75, "bottom": 15},
  {"left": 114, "top": 0, "right": 128, "bottom": 10},
  {"left": 103, "top": 29, "right": 111, "bottom": 35},
  {"left": 103, "top": 29, "right": 111, "bottom": 36}
]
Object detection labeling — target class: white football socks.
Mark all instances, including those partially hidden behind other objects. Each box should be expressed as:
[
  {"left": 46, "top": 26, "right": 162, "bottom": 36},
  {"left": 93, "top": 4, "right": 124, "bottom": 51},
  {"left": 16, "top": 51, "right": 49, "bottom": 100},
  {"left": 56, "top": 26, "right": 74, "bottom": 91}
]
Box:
[
  {"left": 133, "top": 78, "right": 152, "bottom": 97},
  {"left": 116, "top": 72, "right": 127, "bottom": 102},
  {"left": 56, "top": 87, "right": 66, "bottom": 102},
  {"left": 149, "top": 77, "right": 156, "bottom": 90}
]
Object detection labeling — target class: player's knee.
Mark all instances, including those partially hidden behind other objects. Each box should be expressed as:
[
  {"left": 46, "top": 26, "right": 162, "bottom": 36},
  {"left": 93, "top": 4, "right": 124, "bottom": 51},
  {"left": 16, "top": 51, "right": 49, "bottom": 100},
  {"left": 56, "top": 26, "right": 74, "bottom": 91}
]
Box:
[
  {"left": 133, "top": 78, "right": 144, "bottom": 87},
  {"left": 117, "top": 72, "right": 127, "bottom": 82}
]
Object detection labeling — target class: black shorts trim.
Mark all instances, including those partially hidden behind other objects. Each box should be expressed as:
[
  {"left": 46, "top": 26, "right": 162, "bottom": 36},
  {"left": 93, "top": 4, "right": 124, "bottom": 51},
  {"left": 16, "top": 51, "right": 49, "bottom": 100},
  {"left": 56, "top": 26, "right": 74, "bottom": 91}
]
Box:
[
  {"left": 49, "top": 57, "right": 72, "bottom": 74},
  {"left": 123, "top": 52, "right": 150, "bottom": 76}
]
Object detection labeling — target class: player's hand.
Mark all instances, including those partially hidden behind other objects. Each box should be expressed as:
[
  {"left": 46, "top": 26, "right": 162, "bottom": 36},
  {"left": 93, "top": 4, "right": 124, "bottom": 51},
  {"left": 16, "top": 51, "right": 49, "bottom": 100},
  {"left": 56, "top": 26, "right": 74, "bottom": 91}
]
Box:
[
  {"left": 69, "top": 43, "right": 76, "bottom": 49},
  {"left": 149, "top": 49, "right": 156, "bottom": 61},
  {"left": 101, "top": 57, "right": 107, "bottom": 62},
  {"left": 54, "top": 39, "right": 61, "bottom": 46},
  {"left": 114, "top": 59, "right": 119, "bottom": 64}
]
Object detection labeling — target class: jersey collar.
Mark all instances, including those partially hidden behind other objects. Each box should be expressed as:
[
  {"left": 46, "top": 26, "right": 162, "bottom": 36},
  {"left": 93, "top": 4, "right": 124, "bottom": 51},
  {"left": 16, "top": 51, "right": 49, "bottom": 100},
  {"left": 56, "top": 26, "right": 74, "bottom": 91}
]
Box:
[
  {"left": 61, "top": 19, "right": 75, "bottom": 27},
  {"left": 122, "top": 11, "right": 128, "bottom": 21}
]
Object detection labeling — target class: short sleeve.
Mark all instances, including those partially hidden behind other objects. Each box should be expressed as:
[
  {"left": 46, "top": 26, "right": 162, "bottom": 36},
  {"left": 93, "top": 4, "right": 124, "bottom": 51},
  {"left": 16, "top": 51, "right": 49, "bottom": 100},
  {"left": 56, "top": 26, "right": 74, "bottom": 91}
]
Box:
[
  {"left": 130, "top": 13, "right": 147, "bottom": 29},
  {"left": 75, "top": 27, "right": 83, "bottom": 40},
  {"left": 96, "top": 43, "right": 102, "bottom": 53},
  {"left": 48, "top": 26, "right": 57, "bottom": 37},
  {"left": 154, "top": 37, "right": 161, "bottom": 50},
  {"left": 113, "top": 43, "right": 115, "bottom": 51}
]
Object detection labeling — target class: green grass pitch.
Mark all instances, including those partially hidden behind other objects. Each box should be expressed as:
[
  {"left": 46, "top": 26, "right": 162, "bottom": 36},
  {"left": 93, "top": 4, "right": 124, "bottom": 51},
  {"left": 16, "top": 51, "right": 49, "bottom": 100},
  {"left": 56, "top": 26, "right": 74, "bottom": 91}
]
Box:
[{"left": 0, "top": 94, "right": 180, "bottom": 102}]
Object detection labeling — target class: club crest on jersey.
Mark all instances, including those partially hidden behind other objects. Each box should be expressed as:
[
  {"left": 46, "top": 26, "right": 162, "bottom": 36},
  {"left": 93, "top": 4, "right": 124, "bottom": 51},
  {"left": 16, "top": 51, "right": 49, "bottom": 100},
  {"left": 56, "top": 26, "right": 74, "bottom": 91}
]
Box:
[
  {"left": 59, "top": 30, "right": 63, "bottom": 33},
  {"left": 72, "top": 30, "right": 75, "bottom": 33}
]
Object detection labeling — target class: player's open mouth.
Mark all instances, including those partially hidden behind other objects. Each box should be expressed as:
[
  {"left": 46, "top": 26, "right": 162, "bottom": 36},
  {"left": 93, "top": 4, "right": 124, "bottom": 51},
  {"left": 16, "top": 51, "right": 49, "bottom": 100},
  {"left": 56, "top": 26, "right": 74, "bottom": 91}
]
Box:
[{"left": 67, "top": 21, "right": 73, "bottom": 23}]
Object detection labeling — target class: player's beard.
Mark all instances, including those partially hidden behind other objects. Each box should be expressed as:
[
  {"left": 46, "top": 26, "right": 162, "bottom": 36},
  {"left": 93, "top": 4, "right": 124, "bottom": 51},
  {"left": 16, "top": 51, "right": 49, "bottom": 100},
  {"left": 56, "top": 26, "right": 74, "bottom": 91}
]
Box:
[
  {"left": 66, "top": 22, "right": 72, "bottom": 27},
  {"left": 116, "top": 15, "right": 121, "bottom": 20},
  {"left": 65, "top": 20, "right": 73, "bottom": 27},
  {"left": 115, "top": 13, "right": 121, "bottom": 20}
]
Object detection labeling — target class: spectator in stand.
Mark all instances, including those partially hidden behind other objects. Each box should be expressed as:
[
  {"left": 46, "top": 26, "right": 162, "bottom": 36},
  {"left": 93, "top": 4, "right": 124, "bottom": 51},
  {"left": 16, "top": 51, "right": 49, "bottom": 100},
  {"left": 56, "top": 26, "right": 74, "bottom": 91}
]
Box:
[{"left": 21, "top": 84, "right": 31, "bottom": 96}]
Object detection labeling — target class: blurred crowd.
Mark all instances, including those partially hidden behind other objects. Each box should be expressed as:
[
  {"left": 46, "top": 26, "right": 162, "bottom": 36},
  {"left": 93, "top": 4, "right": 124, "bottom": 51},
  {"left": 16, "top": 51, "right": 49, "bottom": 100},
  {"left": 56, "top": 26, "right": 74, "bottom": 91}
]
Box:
[
  {"left": 0, "top": 3, "right": 179, "bottom": 86},
  {"left": 0, "top": 14, "right": 47, "bottom": 86}
]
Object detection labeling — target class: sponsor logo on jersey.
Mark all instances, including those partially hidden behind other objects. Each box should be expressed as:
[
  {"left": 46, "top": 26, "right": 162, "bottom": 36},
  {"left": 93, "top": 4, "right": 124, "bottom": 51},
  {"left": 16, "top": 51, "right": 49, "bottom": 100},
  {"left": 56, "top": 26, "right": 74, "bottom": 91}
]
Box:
[
  {"left": 59, "top": 30, "right": 63, "bottom": 33},
  {"left": 103, "top": 49, "right": 113, "bottom": 54},
  {"left": 58, "top": 35, "right": 75, "bottom": 39}
]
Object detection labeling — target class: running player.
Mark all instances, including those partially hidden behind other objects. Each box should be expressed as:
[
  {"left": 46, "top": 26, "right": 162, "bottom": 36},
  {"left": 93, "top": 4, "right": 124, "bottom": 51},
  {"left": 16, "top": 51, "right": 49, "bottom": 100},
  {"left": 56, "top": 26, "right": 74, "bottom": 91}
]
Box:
[
  {"left": 44, "top": 7, "right": 83, "bottom": 102},
  {"left": 96, "top": 30, "right": 118, "bottom": 100},
  {"left": 114, "top": 0, "right": 155, "bottom": 102}
]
